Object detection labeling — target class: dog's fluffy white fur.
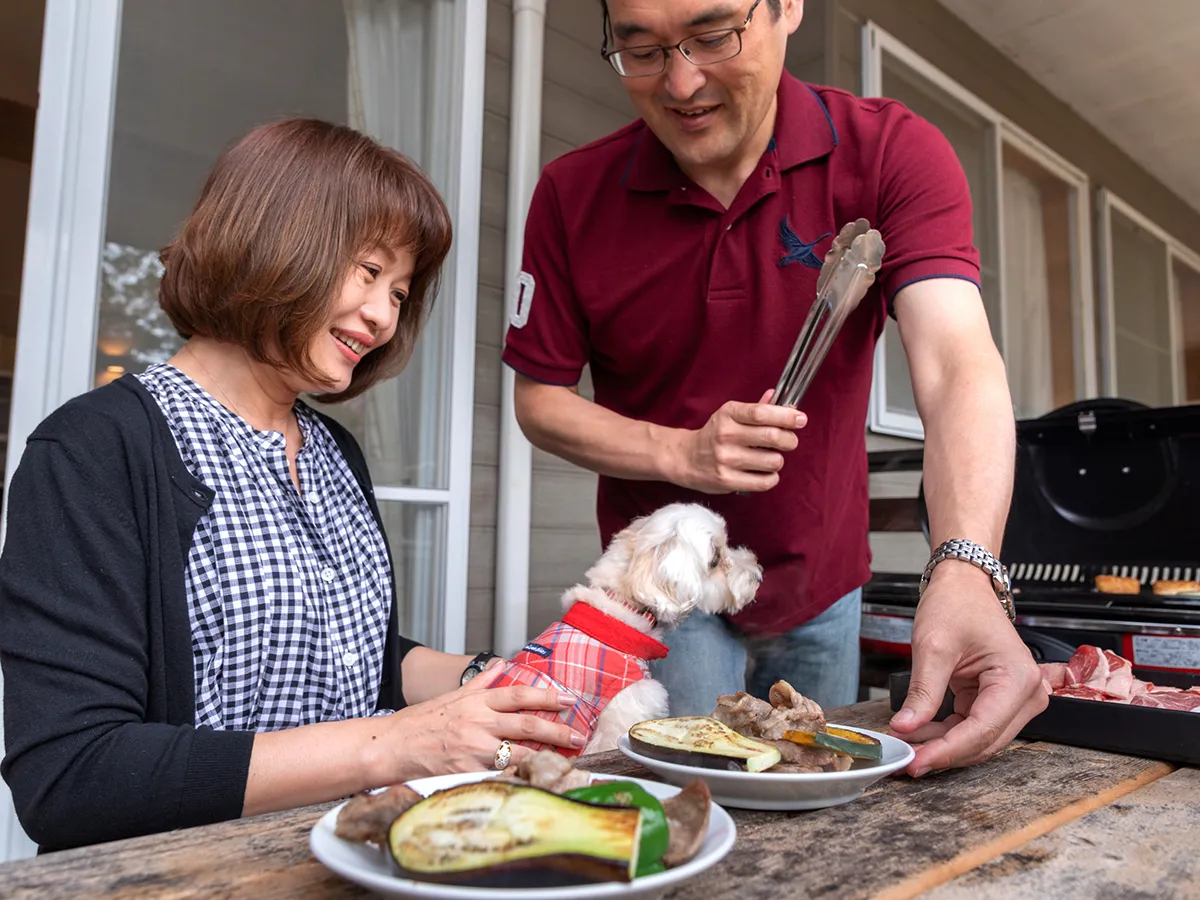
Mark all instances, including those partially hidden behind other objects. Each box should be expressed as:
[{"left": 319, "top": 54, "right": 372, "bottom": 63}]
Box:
[{"left": 560, "top": 502, "right": 762, "bottom": 754}]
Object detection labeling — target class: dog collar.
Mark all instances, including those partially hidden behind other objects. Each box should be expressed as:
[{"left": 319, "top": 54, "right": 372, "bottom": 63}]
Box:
[
  {"left": 563, "top": 602, "right": 670, "bottom": 660},
  {"left": 603, "top": 588, "right": 657, "bottom": 629}
]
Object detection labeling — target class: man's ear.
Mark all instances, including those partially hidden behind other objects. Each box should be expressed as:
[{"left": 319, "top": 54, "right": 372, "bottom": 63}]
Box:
[{"left": 782, "top": 0, "right": 804, "bottom": 36}]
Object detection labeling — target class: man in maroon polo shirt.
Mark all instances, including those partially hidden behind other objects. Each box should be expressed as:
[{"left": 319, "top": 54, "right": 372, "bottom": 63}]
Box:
[{"left": 501, "top": 0, "right": 1048, "bottom": 777}]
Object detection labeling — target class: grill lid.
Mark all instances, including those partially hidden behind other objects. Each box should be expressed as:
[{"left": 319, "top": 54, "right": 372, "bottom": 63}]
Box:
[{"left": 997, "top": 399, "right": 1200, "bottom": 567}]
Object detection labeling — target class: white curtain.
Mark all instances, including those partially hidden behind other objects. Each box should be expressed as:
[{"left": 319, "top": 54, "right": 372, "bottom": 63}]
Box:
[
  {"left": 1002, "top": 166, "right": 1054, "bottom": 419},
  {"left": 344, "top": 0, "right": 457, "bottom": 645}
]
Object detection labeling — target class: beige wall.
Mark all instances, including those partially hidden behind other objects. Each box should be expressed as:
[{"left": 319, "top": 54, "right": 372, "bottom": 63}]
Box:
[
  {"left": 470, "top": 0, "right": 1200, "bottom": 638},
  {"left": 835, "top": 0, "right": 1200, "bottom": 571},
  {"left": 470, "top": 0, "right": 637, "bottom": 650},
  {"left": 835, "top": 0, "right": 1200, "bottom": 256},
  {"left": 471, "top": 1, "right": 846, "bottom": 648}
]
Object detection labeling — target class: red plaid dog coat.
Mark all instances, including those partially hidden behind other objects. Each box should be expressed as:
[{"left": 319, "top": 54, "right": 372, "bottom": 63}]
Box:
[{"left": 490, "top": 601, "right": 670, "bottom": 756}]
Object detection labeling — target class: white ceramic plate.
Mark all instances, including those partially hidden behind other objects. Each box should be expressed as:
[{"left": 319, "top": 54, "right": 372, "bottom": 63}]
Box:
[
  {"left": 618, "top": 724, "right": 915, "bottom": 811},
  {"left": 309, "top": 771, "right": 737, "bottom": 900}
]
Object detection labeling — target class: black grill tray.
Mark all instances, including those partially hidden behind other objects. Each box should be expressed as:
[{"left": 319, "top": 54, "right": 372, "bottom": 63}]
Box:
[{"left": 887, "top": 670, "right": 1200, "bottom": 767}]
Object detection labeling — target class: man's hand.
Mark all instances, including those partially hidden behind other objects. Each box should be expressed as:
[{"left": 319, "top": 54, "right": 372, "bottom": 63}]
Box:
[
  {"left": 888, "top": 564, "right": 1047, "bottom": 777},
  {"left": 669, "top": 389, "right": 807, "bottom": 494}
]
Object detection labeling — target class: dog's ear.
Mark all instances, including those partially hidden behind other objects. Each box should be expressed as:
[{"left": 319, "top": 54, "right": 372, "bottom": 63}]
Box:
[{"left": 621, "top": 515, "right": 711, "bottom": 625}]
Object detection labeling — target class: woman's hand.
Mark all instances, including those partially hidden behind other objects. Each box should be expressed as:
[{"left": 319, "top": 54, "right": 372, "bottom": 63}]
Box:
[{"left": 372, "top": 665, "right": 585, "bottom": 783}]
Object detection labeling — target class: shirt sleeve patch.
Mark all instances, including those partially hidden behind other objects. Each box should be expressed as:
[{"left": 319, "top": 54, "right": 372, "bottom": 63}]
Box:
[{"left": 509, "top": 271, "right": 536, "bottom": 328}]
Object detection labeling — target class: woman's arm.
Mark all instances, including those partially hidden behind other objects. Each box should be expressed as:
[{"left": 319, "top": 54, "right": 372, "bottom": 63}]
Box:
[
  {"left": 399, "top": 646, "right": 475, "bottom": 705},
  {"left": 0, "top": 409, "right": 577, "bottom": 847},
  {"left": 0, "top": 427, "right": 256, "bottom": 850},
  {"left": 243, "top": 670, "right": 584, "bottom": 816}
]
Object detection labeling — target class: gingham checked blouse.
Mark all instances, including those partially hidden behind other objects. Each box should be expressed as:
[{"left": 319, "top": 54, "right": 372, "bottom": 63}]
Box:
[{"left": 137, "top": 364, "right": 392, "bottom": 731}]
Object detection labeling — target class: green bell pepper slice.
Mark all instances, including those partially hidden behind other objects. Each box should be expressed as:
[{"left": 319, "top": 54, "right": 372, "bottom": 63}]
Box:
[{"left": 564, "top": 780, "right": 668, "bottom": 877}]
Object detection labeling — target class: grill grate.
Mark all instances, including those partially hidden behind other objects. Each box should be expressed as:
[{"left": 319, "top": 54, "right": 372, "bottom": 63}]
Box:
[{"left": 1008, "top": 562, "right": 1197, "bottom": 586}]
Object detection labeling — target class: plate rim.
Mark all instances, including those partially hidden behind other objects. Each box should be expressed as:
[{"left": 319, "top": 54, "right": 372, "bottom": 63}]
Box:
[
  {"left": 309, "top": 770, "right": 737, "bottom": 899},
  {"left": 618, "top": 722, "right": 916, "bottom": 782}
]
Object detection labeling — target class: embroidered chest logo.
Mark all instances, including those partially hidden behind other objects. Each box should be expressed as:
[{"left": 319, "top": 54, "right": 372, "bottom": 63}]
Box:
[{"left": 777, "top": 216, "right": 831, "bottom": 270}]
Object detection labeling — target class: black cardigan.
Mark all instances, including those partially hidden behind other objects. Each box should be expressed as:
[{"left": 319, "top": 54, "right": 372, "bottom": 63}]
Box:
[{"left": 0, "top": 375, "right": 419, "bottom": 851}]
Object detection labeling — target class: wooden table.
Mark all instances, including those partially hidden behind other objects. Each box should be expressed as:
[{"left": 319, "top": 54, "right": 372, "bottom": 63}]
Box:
[{"left": 1, "top": 700, "right": 1197, "bottom": 899}]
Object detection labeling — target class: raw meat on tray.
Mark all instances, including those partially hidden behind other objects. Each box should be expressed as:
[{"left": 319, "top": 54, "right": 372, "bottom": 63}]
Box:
[{"left": 1041, "top": 645, "right": 1200, "bottom": 711}]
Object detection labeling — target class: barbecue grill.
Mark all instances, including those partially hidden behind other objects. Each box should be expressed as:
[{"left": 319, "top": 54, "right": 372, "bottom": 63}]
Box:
[{"left": 861, "top": 398, "right": 1200, "bottom": 682}]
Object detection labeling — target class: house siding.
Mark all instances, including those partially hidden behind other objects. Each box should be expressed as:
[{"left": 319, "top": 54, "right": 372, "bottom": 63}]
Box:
[
  {"left": 835, "top": 0, "right": 1200, "bottom": 574},
  {"left": 470, "top": 0, "right": 1200, "bottom": 642},
  {"left": 471, "top": 0, "right": 858, "bottom": 648},
  {"left": 471, "top": 0, "right": 635, "bottom": 651},
  {"left": 836, "top": 0, "right": 1200, "bottom": 254}
]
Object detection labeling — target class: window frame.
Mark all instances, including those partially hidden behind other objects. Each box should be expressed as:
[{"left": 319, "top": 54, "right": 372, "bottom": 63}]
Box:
[
  {"left": 3, "top": 0, "right": 488, "bottom": 861},
  {"left": 1096, "top": 188, "right": 1200, "bottom": 405},
  {"left": 4, "top": 0, "right": 485, "bottom": 647},
  {"left": 861, "top": 22, "right": 1097, "bottom": 439}
]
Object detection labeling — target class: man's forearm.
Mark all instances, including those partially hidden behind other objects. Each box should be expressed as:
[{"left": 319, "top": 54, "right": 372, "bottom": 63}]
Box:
[
  {"left": 915, "top": 353, "right": 1015, "bottom": 554},
  {"left": 514, "top": 376, "right": 683, "bottom": 482}
]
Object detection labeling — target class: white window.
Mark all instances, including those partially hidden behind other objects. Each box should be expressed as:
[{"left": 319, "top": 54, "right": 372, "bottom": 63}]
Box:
[
  {"left": 861, "top": 23, "right": 1097, "bottom": 438},
  {"left": 1097, "top": 189, "right": 1200, "bottom": 406},
  {"left": 4, "top": 1, "right": 484, "bottom": 860},
  {"left": 6, "top": 0, "right": 486, "bottom": 652}
]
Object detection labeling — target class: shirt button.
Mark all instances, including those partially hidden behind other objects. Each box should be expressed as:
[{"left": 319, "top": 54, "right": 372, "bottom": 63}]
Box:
[
  {"left": 307, "top": 492, "right": 319, "bottom": 505},
  {"left": 343, "top": 651, "right": 360, "bottom": 666},
  {"left": 726, "top": 224, "right": 732, "bottom": 231},
  {"left": 321, "top": 567, "right": 336, "bottom": 583}
]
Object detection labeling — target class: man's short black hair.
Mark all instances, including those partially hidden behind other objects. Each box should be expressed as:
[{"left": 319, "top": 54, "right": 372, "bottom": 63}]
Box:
[{"left": 600, "top": 1, "right": 783, "bottom": 22}]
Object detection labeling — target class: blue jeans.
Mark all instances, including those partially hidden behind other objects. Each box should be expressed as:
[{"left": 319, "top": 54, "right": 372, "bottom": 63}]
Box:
[{"left": 649, "top": 588, "right": 862, "bottom": 715}]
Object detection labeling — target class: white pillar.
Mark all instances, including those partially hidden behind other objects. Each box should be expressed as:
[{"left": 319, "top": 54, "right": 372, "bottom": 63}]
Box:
[
  {"left": 493, "top": 0, "right": 546, "bottom": 656},
  {"left": 1, "top": 0, "right": 124, "bottom": 863}
]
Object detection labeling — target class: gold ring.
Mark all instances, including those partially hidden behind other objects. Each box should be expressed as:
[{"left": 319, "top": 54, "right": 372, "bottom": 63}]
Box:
[{"left": 493, "top": 739, "right": 512, "bottom": 770}]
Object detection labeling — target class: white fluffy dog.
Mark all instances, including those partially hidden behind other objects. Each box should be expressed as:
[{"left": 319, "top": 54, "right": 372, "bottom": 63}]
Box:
[{"left": 489, "top": 502, "right": 762, "bottom": 755}]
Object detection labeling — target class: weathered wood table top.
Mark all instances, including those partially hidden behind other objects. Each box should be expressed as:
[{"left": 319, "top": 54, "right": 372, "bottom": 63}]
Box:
[{"left": 1, "top": 700, "right": 1196, "bottom": 899}]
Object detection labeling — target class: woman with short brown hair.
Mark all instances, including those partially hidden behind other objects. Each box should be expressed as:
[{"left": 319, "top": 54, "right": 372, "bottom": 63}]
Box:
[{"left": 0, "top": 117, "right": 579, "bottom": 852}]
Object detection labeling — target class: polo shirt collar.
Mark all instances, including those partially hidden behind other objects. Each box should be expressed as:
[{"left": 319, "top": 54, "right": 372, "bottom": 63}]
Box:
[{"left": 623, "top": 70, "right": 838, "bottom": 193}]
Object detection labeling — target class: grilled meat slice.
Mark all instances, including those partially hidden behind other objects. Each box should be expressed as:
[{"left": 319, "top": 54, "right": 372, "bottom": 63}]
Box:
[
  {"left": 711, "top": 683, "right": 826, "bottom": 741},
  {"left": 767, "top": 681, "right": 827, "bottom": 732},
  {"left": 491, "top": 749, "right": 593, "bottom": 793},
  {"left": 334, "top": 784, "right": 423, "bottom": 845}
]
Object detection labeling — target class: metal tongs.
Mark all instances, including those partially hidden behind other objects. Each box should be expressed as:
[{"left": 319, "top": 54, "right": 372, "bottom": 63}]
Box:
[{"left": 772, "top": 219, "right": 885, "bottom": 408}]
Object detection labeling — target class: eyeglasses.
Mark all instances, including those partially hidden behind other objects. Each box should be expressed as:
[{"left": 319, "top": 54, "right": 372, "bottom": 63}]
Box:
[{"left": 600, "top": 0, "right": 763, "bottom": 79}]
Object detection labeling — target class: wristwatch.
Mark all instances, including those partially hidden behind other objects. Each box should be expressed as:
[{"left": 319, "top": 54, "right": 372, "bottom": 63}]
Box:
[
  {"left": 461, "top": 651, "right": 501, "bottom": 685},
  {"left": 920, "top": 538, "right": 1016, "bottom": 622}
]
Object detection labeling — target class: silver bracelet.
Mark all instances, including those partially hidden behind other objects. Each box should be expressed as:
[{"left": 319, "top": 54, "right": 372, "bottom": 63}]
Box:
[{"left": 919, "top": 538, "right": 1016, "bottom": 621}]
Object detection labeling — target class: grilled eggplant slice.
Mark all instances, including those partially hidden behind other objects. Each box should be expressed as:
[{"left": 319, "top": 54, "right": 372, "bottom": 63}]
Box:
[
  {"left": 388, "top": 781, "right": 642, "bottom": 887},
  {"left": 781, "top": 726, "right": 883, "bottom": 761},
  {"left": 629, "top": 716, "right": 782, "bottom": 772}
]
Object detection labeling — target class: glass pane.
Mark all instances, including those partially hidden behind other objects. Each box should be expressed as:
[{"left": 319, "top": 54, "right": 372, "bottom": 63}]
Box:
[
  {"left": 97, "top": 0, "right": 350, "bottom": 386},
  {"left": 96, "top": 243, "right": 180, "bottom": 386},
  {"left": 309, "top": 0, "right": 459, "bottom": 489},
  {"left": 1174, "top": 257, "right": 1200, "bottom": 403},
  {"left": 882, "top": 51, "right": 1001, "bottom": 347},
  {"left": 378, "top": 501, "right": 447, "bottom": 648},
  {"left": 877, "top": 51, "right": 1000, "bottom": 430},
  {"left": 1001, "top": 144, "right": 1079, "bottom": 418},
  {"left": 1110, "top": 209, "right": 1172, "bottom": 405},
  {"left": 882, "top": 320, "right": 916, "bottom": 417},
  {"left": 95, "top": 0, "right": 460, "bottom": 489},
  {"left": 93, "top": 1, "right": 459, "bottom": 645}
]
